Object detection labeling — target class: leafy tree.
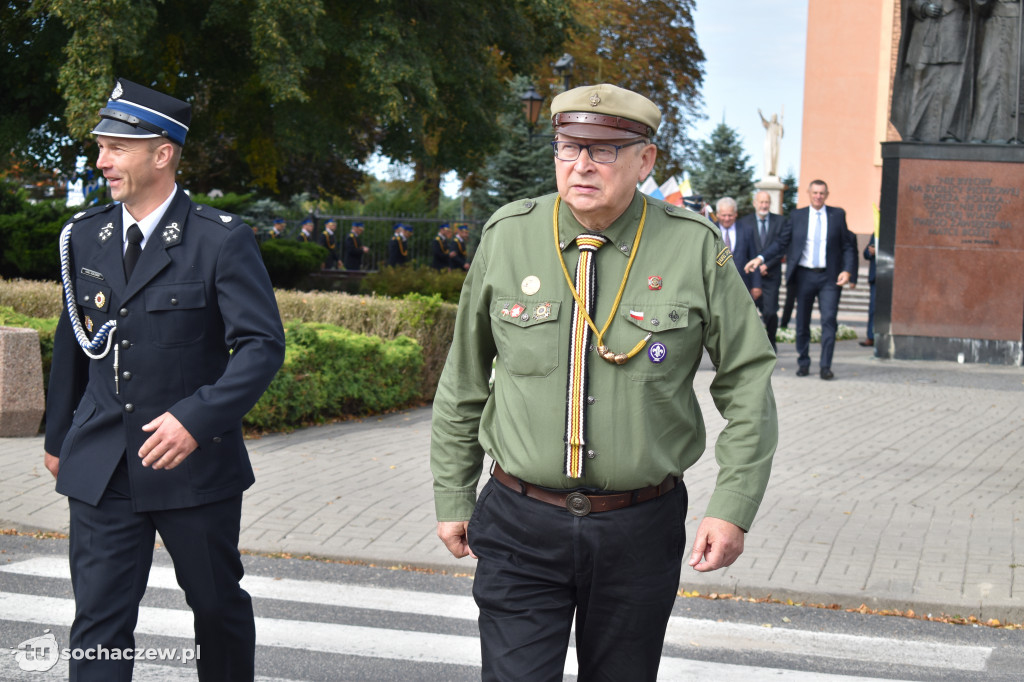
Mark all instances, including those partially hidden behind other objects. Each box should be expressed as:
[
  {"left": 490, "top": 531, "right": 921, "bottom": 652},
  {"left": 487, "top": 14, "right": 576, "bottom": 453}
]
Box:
[
  {"left": 542, "top": 0, "right": 705, "bottom": 179},
  {"left": 465, "top": 78, "right": 559, "bottom": 218},
  {"left": 8, "top": 0, "right": 573, "bottom": 204},
  {"left": 781, "top": 171, "right": 798, "bottom": 215},
  {"left": 689, "top": 123, "right": 755, "bottom": 214}
]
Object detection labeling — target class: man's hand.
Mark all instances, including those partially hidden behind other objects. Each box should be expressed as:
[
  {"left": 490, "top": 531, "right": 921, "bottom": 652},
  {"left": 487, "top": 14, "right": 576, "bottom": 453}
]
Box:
[
  {"left": 744, "top": 256, "right": 763, "bottom": 274},
  {"left": 139, "top": 412, "right": 199, "bottom": 470},
  {"left": 437, "top": 521, "right": 476, "bottom": 559},
  {"left": 759, "top": 264, "right": 768, "bottom": 276},
  {"left": 751, "top": 287, "right": 762, "bottom": 300},
  {"left": 44, "top": 452, "right": 59, "bottom": 479},
  {"left": 688, "top": 517, "right": 745, "bottom": 572},
  {"left": 837, "top": 271, "right": 851, "bottom": 287}
]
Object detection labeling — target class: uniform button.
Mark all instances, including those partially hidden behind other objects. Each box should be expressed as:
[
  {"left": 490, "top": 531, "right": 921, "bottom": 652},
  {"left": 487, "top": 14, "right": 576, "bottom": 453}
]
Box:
[
  {"left": 619, "top": 243, "right": 629, "bottom": 253},
  {"left": 652, "top": 318, "right": 660, "bottom": 326},
  {"left": 170, "top": 298, "right": 178, "bottom": 306},
  {"left": 119, "top": 308, "right": 128, "bottom": 317},
  {"left": 121, "top": 371, "right": 132, "bottom": 381},
  {"left": 524, "top": 200, "right": 534, "bottom": 208},
  {"left": 125, "top": 403, "right": 135, "bottom": 413},
  {"left": 212, "top": 436, "right": 222, "bottom": 443},
  {"left": 586, "top": 449, "right": 597, "bottom": 459},
  {"left": 586, "top": 396, "right": 596, "bottom": 405},
  {"left": 120, "top": 339, "right": 131, "bottom": 349}
]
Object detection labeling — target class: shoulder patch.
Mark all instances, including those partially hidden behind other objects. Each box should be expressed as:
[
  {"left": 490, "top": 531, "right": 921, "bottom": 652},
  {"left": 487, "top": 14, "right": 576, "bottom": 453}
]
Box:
[
  {"left": 483, "top": 196, "right": 545, "bottom": 232},
  {"left": 716, "top": 248, "right": 733, "bottom": 267}
]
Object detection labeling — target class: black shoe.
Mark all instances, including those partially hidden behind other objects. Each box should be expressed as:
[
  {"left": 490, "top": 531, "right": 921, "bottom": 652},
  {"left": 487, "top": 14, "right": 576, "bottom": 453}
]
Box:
[
  {"left": 858, "top": 339, "right": 874, "bottom": 347},
  {"left": 820, "top": 368, "right": 834, "bottom": 380},
  {"left": 796, "top": 367, "right": 809, "bottom": 377}
]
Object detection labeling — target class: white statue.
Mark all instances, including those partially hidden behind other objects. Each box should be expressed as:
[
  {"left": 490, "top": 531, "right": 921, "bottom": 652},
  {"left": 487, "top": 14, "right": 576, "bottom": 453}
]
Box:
[{"left": 759, "top": 107, "right": 784, "bottom": 178}]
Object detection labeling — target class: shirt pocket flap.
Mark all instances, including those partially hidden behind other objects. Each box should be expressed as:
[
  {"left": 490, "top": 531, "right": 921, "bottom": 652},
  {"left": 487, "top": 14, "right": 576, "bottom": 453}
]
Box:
[
  {"left": 492, "top": 298, "right": 560, "bottom": 328},
  {"left": 76, "top": 279, "right": 111, "bottom": 312},
  {"left": 144, "top": 281, "right": 206, "bottom": 312},
  {"left": 619, "top": 302, "right": 688, "bottom": 332}
]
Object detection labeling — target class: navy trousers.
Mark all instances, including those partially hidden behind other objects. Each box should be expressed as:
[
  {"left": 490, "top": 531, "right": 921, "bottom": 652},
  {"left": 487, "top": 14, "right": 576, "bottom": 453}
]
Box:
[
  {"left": 68, "top": 459, "right": 254, "bottom": 682},
  {"left": 793, "top": 266, "right": 841, "bottom": 370},
  {"left": 469, "top": 476, "right": 688, "bottom": 682},
  {"left": 759, "top": 272, "right": 781, "bottom": 350}
]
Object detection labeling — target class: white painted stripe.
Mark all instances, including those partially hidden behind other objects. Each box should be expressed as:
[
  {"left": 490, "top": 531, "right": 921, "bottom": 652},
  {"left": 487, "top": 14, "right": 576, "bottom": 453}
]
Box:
[
  {"left": 0, "top": 557, "right": 478, "bottom": 620},
  {"left": 0, "top": 591, "right": 939, "bottom": 681},
  {"left": 664, "top": 616, "right": 991, "bottom": 672},
  {"left": 0, "top": 558, "right": 992, "bottom": 676}
]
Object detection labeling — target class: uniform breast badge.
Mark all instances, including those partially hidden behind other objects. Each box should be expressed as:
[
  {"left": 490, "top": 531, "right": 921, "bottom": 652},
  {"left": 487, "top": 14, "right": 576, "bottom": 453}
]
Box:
[
  {"left": 648, "top": 275, "right": 662, "bottom": 290},
  {"left": 521, "top": 276, "right": 541, "bottom": 296},
  {"left": 648, "top": 342, "right": 667, "bottom": 364},
  {"left": 85, "top": 316, "right": 94, "bottom": 333},
  {"left": 534, "top": 302, "right": 552, "bottom": 320},
  {"left": 509, "top": 303, "right": 525, "bottom": 319},
  {"left": 94, "top": 291, "right": 106, "bottom": 309}
]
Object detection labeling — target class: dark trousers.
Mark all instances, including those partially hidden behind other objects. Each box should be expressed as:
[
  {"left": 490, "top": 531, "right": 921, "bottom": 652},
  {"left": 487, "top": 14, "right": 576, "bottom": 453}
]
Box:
[
  {"left": 866, "top": 282, "right": 876, "bottom": 341},
  {"left": 793, "top": 266, "right": 841, "bottom": 370},
  {"left": 759, "top": 274, "right": 780, "bottom": 350},
  {"left": 68, "top": 460, "right": 254, "bottom": 682},
  {"left": 469, "top": 477, "right": 688, "bottom": 682},
  {"left": 780, "top": 280, "right": 796, "bottom": 328}
]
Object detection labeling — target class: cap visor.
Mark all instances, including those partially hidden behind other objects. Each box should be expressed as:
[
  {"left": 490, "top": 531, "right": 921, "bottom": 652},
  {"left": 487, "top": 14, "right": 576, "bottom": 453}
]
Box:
[
  {"left": 555, "top": 123, "right": 643, "bottom": 141},
  {"left": 92, "top": 119, "right": 160, "bottom": 140}
]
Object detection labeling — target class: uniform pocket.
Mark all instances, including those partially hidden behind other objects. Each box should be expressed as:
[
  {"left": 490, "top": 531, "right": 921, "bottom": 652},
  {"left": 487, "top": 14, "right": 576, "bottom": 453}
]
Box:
[
  {"left": 145, "top": 281, "right": 207, "bottom": 346},
  {"left": 616, "top": 301, "right": 690, "bottom": 381},
  {"left": 490, "top": 297, "right": 562, "bottom": 377}
]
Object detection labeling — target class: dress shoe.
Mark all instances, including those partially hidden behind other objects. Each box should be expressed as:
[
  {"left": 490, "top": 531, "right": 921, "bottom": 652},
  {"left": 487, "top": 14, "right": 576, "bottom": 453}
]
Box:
[
  {"left": 796, "top": 366, "right": 809, "bottom": 377},
  {"left": 858, "top": 339, "right": 874, "bottom": 347},
  {"left": 820, "top": 368, "right": 834, "bottom": 380}
]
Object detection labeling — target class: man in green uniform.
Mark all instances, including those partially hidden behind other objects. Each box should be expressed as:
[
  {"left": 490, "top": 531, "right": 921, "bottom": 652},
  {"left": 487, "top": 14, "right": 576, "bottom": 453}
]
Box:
[{"left": 431, "top": 83, "right": 778, "bottom": 681}]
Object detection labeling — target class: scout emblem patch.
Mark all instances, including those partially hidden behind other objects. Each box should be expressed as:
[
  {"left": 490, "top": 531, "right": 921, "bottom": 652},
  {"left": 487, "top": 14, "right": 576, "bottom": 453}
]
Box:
[
  {"left": 648, "top": 342, "right": 667, "bottom": 364},
  {"left": 648, "top": 276, "right": 662, "bottom": 290},
  {"left": 521, "top": 275, "right": 541, "bottom": 296},
  {"left": 509, "top": 303, "right": 525, "bottom": 319},
  {"left": 716, "top": 247, "right": 733, "bottom": 267}
]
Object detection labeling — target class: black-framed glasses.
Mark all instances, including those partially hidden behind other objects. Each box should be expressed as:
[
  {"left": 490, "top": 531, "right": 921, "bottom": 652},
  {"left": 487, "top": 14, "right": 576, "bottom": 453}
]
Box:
[{"left": 551, "top": 140, "right": 647, "bottom": 164}]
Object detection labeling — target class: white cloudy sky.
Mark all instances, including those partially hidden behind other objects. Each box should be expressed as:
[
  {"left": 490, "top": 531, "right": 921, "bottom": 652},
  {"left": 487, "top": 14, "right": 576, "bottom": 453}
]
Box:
[{"left": 690, "top": 0, "right": 809, "bottom": 181}]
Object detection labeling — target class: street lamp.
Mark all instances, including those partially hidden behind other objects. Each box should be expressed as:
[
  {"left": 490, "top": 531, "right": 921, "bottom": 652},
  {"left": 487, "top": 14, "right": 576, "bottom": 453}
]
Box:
[
  {"left": 520, "top": 84, "right": 544, "bottom": 142},
  {"left": 552, "top": 53, "right": 574, "bottom": 91}
]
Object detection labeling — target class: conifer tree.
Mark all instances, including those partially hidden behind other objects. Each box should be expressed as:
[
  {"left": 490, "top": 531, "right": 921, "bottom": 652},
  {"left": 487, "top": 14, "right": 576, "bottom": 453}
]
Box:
[{"left": 689, "top": 123, "right": 755, "bottom": 214}]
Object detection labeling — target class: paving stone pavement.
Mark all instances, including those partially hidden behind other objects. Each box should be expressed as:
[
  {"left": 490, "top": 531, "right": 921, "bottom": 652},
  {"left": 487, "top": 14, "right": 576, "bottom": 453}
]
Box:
[{"left": 3, "top": 321, "right": 1023, "bottom": 621}]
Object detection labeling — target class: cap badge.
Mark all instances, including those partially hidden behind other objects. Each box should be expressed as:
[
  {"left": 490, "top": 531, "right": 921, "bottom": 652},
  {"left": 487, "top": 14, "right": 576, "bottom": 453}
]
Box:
[
  {"left": 648, "top": 342, "right": 667, "bottom": 364},
  {"left": 589, "top": 93, "right": 601, "bottom": 107},
  {"left": 111, "top": 81, "right": 123, "bottom": 100},
  {"left": 521, "top": 275, "right": 541, "bottom": 296},
  {"left": 99, "top": 223, "right": 114, "bottom": 243},
  {"left": 648, "top": 275, "right": 662, "bottom": 290}
]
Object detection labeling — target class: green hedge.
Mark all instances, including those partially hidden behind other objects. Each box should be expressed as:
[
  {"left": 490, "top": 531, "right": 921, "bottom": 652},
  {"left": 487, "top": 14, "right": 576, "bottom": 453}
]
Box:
[
  {"left": 0, "top": 306, "right": 58, "bottom": 391},
  {"left": 245, "top": 321, "right": 423, "bottom": 432}
]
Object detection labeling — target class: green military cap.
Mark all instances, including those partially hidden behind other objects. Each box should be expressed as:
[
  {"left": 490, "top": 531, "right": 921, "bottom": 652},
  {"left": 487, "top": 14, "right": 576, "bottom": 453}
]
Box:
[{"left": 550, "top": 83, "right": 661, "bottom": 140}]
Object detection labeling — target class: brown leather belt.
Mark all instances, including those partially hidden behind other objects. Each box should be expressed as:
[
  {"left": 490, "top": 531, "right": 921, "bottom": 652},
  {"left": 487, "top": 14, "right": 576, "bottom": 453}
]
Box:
[{"left": 491, "top": 462, "right": 678, "bottom": 517}]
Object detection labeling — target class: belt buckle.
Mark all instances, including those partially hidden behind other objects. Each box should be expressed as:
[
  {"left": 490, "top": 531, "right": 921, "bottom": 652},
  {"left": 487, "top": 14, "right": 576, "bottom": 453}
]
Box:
[{"left": 565, "top": 492, "right": 592, "bottom": 517}]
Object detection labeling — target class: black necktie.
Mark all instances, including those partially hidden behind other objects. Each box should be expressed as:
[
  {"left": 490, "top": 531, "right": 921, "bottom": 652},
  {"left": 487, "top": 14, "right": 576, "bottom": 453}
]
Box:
[
  {"left": 759, "top": 218, "right": 767, "bottom": 242},
  {"left": 124, "top": 223, "right": 143, "bottom": 279}
]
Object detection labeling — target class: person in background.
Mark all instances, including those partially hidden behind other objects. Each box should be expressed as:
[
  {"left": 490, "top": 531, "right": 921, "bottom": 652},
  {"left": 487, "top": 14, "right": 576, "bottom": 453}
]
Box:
[
  {"left": 388, "top": 223, "right": 411, "bottom": 266},
  {"left": 738, "top": 190, "right": 786, "bottom": 350},
  {"left": 319, "top": 218, "right": 340, "bottom": 269},
  {"left": 343, "top": 221, "right": 370, "bottom": 270}
]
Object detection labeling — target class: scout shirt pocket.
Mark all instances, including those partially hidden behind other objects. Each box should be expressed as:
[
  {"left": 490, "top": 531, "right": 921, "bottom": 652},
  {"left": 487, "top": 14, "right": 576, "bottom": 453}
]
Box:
[
  {"left": 617, "top": 301, "right": 689, "bottom": 381},
  {"left": 76, "top": 277, "right": 112, "bottom": 332},
  {"left": 490, "top": 297, "right": 561, "bottom": 377},
  {"left": 145, "top": 281, "right": 207, "bottom": 347}
]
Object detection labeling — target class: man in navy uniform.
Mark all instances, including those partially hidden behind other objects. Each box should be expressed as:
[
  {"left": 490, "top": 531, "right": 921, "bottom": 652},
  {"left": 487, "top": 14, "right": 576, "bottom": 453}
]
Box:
[
  {"left": 431, "top": 223, "right": 452, "bottom": 270},
  {"left": 44, "top": 78, "right": 285, "bottom": 681},
  {"left": 343, "top": 221, "right": 370, "bottom": 270},
  {"left": 267, "top": 217, "right": 286, "bottom": 239},
  {"left": 297, "top": 217, "right": 315, "bottom": 242},
  {"left": 319, "top": 218, "right": 340, "bottom": 269},
  {"left": 388, "top": 223, "right": 411, "bottom": 266},
  {"left": 450, "top": 224, "right": 471, "bottom": 271}
]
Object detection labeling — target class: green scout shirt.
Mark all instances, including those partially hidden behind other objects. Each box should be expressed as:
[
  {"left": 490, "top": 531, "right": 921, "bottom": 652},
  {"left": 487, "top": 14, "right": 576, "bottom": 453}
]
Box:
[{"left": 431, "top": 191, "right": 778, "bottom": 530}]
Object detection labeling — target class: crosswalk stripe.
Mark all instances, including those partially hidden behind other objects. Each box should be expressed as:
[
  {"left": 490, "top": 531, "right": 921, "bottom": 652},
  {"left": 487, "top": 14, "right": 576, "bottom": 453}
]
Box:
[{"left": 0, "top": 557, "right": 993, "bottom": 679}]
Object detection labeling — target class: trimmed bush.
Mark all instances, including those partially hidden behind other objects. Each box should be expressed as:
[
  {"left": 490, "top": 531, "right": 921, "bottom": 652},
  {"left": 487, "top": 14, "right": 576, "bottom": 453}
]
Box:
[
  {"left": 360, "top": 264, "right": 467, "bottom": 303},
  {"left": 260, "top": 239, "right": 330, "bottom": 288},
  {"left": 245, "top": 321, "right": 423, "bottom": 432},
  {"left": 0, "top": 278, "right": 63, "bottom": 318}
]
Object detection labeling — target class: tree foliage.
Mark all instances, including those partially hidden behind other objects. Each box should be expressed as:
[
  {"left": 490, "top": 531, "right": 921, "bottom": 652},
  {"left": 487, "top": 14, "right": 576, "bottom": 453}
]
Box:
[
  {"left": 689, "top": 123, "right": 755, "bottom": 214},
  {"left": 781, "top": 171, "right": 798, "bottom": 215},
  {"left": 6, "top": 0, "right": 572, "bottom": 201},
  {"left": 544, "top": 0, "right": 705, "bottom": 178}
]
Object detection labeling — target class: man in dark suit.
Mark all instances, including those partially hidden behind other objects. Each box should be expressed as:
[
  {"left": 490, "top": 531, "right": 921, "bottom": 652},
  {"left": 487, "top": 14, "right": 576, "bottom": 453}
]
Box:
[
  {"left": 715, "top": 196, "right": 761, "bottom": 300},
  {"left": 746, "top": 179, "right": 857, "bottom": 379},
  {"left": 44, "top": 78, "right": 285, "bottom": 681},
  {"left": 738, "top": 190, "right": 786, "bottom": 350}
]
